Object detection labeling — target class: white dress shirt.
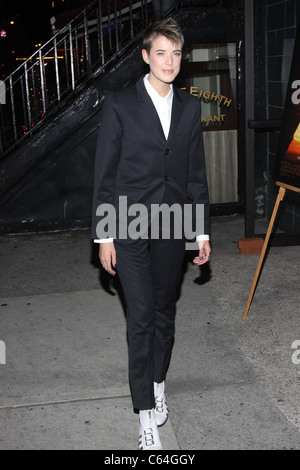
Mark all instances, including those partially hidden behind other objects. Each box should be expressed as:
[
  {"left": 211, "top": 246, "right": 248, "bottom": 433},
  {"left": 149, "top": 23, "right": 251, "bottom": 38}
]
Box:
[
  {"left": 95, "top": 75, "right": 209, "bottom": 243},
  {"left": 143, "top": 74, "right": 173, "bottom": 140}
]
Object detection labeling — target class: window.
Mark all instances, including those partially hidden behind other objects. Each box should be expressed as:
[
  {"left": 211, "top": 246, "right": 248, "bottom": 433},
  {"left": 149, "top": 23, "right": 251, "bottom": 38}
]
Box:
[{"left": 179, "top": 43, "right": 238, "bottom": 205}]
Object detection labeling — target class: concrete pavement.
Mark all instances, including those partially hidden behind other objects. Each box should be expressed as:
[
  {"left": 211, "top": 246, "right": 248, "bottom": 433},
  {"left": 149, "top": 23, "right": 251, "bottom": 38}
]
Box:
[{"left": 0, "top": 216, "right": 299, "bottom": 450}]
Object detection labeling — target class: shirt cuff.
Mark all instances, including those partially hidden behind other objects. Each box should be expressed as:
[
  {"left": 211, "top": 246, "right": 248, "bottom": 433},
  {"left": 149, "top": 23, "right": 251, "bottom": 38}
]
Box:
[
  {"left": 95, "top": 236, "right": 209, "bottom": 243},
  {"left": 196, "top": 235, "right": 210, "bottom": 242}
]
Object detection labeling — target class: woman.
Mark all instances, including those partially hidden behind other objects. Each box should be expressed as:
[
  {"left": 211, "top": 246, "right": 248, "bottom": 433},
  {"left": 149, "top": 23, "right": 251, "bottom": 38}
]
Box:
[{"left": 92, "top": 18, "right": 211, "bottom": 450}]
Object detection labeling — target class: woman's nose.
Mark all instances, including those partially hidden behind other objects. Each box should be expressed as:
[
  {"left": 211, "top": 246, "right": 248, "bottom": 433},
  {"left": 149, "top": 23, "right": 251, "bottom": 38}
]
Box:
[{"left": 165, "top": 54, "right": 173, "bottom": 65}]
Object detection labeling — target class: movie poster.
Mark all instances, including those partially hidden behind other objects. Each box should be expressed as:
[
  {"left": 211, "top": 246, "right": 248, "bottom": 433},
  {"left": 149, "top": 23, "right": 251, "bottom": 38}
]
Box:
[{"left": 275, "top": 16, "right": 300, "bottom": 188}]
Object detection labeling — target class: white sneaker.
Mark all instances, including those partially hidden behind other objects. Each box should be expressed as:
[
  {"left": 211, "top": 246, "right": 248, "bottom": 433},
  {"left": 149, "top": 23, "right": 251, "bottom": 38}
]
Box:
[
  {"left": 154, "top": 381, "right": 169, "bottom": 427},
  {"left": 138, "top": 409, "right": 163, "bottom": 450}
]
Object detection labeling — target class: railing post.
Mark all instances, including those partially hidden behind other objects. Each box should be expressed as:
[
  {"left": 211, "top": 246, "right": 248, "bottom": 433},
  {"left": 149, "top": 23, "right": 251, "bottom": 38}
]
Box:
[
  {"left": 24, "top": 62, "right": 32, "bottom": 132},
  {"left": 54, "top": 37, "right": 61, "bottom": 102},
  {"left": 31, "top": 63, "right": 38, "bottom": 120},
  {"left": 39, "top": 50, "right": 47, "bottom": 116},
  {"left": 74, "top": 29, "right": 80, "bottom": 80},
  {"left": 9, "top": 76, "right": 17, "bottom": 143},
  {"left": 84, "top": 10, "right": 92, "bottom": 77},
  {"left": 97, "top": 0, "right": 105, "bottom": 66},
  {"left": 0, "top": 104, "right": 4, "bottom": 155},
  {"left": 114, "top": 0, "right": 120, "bottom": 53},
  {"left": 63, "top": 37, "right": 70, "bottom": 90},
  {"left": 107, "top": 0, "right": 112, "bottom": 51},
  {"left": 129, "top": 0, "right": 134, "bottom": 39},
  {"left": 69, "top": 25, "right": 76, "bottom": 91}
]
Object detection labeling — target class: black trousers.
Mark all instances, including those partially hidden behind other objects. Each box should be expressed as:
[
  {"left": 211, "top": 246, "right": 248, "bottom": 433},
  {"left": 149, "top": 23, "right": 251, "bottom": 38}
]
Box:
[{"left": 114, "top": 198, "right": 186, "bottom": 411}]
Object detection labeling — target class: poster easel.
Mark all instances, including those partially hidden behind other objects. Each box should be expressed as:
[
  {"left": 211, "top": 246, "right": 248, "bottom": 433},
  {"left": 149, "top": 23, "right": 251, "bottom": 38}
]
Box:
[{"left": 243, "top": 181, "right": 300, "bottom": 321}]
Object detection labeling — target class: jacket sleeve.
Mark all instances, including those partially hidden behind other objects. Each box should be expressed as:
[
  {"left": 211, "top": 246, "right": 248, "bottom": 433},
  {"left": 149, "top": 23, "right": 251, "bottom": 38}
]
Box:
[
  {"left": 91, "top": 92, "right": 123, "bottom": 239},
  {"left": 187, "top": 100, "right": 210, "bottom": 237}
]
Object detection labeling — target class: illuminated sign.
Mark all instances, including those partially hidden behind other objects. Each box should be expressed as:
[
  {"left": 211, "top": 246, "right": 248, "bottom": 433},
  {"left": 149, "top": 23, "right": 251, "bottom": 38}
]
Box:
[
  {"left": 183, "top": 86, "right": 232, "bottom": 108},
  {"left": 181, "top": 86, "right": 233, "bottom": 127}
]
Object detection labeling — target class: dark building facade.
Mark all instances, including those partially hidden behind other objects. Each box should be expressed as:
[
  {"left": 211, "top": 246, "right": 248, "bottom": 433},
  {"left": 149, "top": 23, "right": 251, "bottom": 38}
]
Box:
[{"left": 0, "top": 0, "right": 299, "bottom": 238}]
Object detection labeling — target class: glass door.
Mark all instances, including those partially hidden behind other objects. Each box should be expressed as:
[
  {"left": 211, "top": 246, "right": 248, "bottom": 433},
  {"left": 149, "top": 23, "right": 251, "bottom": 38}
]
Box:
[{"left": 178, "top": 43, "right": 239, "bottom": 206}]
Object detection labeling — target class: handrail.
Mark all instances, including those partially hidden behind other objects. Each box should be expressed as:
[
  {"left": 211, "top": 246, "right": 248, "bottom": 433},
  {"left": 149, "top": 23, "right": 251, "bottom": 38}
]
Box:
[{"left": 0, "top": 0, "right": 150, "bottom": 158}]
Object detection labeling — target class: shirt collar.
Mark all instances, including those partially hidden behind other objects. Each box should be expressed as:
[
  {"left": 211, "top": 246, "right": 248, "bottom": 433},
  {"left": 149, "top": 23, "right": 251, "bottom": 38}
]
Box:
[{"left": 143, "top": 74, "right": 173, "bottom": 106}]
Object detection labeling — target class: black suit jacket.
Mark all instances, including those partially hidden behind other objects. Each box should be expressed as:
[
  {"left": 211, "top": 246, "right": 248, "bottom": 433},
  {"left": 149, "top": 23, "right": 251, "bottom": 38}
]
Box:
[{"left": 92, "top": 76, "right": 210, "bottom": 242}]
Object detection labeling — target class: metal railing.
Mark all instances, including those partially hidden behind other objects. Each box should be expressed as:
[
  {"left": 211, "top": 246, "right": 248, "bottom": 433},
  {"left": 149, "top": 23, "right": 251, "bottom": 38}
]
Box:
[{"left": 0, "top": 0, "right": 150, "bottom": 158}]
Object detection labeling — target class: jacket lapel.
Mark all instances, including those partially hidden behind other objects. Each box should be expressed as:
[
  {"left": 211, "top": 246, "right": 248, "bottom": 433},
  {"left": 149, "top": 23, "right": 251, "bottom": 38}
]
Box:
[
  {"left": 136, "top": 77, "right": 186, "bottom": 143},
  {"left": 167, "top": 86, "right": 185, "bottom": 144},
  {"left": 136, "top": 77, "right": 166, "bottom": 139}
]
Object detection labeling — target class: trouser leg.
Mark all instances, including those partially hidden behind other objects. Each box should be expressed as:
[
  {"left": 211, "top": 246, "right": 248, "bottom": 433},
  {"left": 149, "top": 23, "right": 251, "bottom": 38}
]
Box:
[
  {"left": 115, "top": 235, "right": 185, "bottom": 411},
  {"left": 150, "top": 235, "right": 186, "bottom": 384},
  {"left": 115, "top": 239, "right": 156, "bottom": 411}
]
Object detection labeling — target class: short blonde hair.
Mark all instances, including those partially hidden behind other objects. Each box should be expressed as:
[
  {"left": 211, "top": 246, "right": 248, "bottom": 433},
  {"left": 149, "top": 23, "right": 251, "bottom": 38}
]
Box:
[{"left": 142, "top": 18, "right": 184, "bottom": 53}]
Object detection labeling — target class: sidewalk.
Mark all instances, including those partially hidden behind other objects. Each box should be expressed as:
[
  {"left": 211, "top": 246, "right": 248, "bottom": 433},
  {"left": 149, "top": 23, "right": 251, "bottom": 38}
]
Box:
[{"left": 0, "top": 216, "right": 299, "bottom": 450}]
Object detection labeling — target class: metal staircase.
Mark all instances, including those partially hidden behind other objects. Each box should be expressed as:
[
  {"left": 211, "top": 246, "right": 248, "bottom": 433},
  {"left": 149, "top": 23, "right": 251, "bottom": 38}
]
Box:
[{"left": 0, "top": 0, "right": 151, "bottom": 159}]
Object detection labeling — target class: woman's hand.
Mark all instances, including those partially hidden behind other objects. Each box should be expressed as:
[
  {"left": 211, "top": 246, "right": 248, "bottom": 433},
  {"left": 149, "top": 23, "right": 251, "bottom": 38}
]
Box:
[
  {"left": 99, "top": 242, "right": 117, "bottom": 275},
  {"left": 193, "top": 240, "right": 211, "bottom": 266}
]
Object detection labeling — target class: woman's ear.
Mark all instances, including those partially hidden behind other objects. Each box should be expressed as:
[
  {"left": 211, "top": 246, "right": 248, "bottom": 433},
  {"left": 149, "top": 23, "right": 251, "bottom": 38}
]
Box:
[{"left": 142, "top": 48, "right": 150, "bottom": 64}]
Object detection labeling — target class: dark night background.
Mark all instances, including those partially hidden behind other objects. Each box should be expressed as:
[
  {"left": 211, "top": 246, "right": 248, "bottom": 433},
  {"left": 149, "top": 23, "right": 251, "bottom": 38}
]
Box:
[
  {"left": 0, "top": 0, "right": 90, "bottom": 78},
  {"left": 1, "top": 0, "right": 300, "bottom": 234},
  {"left": 0, "top": 0, "right": 242, "bottom": 79}
]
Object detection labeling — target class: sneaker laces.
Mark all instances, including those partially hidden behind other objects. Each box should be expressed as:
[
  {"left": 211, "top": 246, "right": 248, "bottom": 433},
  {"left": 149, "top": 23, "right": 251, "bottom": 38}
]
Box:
[
  {"left": 155, "top": 398, "right": 164, "bottom": 414},
  {"left": 139, "top": 428, "right": 154, "bottom": 449}
]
